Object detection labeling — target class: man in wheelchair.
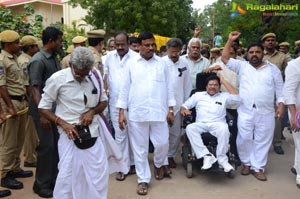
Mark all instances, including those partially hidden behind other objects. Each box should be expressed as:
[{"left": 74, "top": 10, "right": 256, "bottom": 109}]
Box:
[{"left": 181, "top": 74, "right": 240, "bottom": 173}]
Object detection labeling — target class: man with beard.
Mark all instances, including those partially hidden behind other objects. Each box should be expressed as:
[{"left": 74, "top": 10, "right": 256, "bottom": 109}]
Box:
[
  {"left": 262, "top": 33, "right": 291, "bottom": 155},
  {"left": 225, "top": 32, "right": 284, "bottom": 180},
  {"left": 117, "top": 31, "right": 175, "bottom": 196},
  {"left": 183, "top": 38, "right": 210, "bottom": 89},
  {"left": 103, "top": 31, "right": 137, "bottom": 181},
  {"left": 211, "top": 31, "right": 284, "bottom": 181}
]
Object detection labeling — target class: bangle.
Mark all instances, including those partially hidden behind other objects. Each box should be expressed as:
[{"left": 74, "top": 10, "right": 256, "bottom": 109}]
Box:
[{"left": 55, "top": 116, "right": 61, "bottom": 126}]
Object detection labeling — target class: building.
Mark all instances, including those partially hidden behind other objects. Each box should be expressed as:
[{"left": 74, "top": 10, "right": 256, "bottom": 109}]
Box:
[{"left": 0, "top": 0, "right": 89, "bottom": 29}]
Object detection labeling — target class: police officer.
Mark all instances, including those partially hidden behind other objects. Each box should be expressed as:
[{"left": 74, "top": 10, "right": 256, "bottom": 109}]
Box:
[
  {"left": 87, "top": 29, "right": 106, "bottom": 76},
  {"left": 18, "top": 35, "right": 40, "bottom": 168},
  {"left": 0, "top": 30, "right": 33, "bottom": 191},
  {"left": 60, "top": 35, "right": 87, "bottom": 69}
]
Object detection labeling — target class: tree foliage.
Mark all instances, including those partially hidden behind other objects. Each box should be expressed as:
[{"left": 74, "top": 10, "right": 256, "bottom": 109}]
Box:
[
  {"left": 69, "top": 0, "right": 195, "bottom": 42},
  {"left": 0, "top": 4, "right": 43, "bottom": 38},
  {"left": 193, "top": 0, "right": 300, "bottom": 48}
]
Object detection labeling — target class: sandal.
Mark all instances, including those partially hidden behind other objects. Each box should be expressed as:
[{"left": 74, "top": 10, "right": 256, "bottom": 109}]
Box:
[
  {"left": 137, "top": 182, "right": 148, "bottom": 195},
  {"left": 115, "top": 172, "right": 127, "bottom": 181},
  {"left": 153, "top": 165, "right": 164, "bottom": 180},
  {"left": 252, "top": 170, "right": 267, "bottom": 181}
]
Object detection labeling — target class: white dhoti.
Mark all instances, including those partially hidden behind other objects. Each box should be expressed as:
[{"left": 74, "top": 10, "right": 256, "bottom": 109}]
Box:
[
  {"left": 168, "top": 112, "right": 183, "bottom": 158},
  {"left": 237, "top": 106, "right": 275, "bottom": 172},
  {"left": 110, "top": 105, "right": 133, "bottom": 173},
  {"left": 53, "top": 133, "right": 109, "bottom": 199},
  {"left": 129, "top": 121, "right": 169, "bottom": 184},
  {"left": 186, "top": 121, "right": 230, "bottom": 164},
  {"left": 292, "top": 131, "right": 300, "bottom": 185}
]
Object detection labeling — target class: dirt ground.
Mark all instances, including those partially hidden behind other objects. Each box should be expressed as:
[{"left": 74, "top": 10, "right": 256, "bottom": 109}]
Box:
[{"left": 5, "top": 129, "right": 300, "bottom": 199}]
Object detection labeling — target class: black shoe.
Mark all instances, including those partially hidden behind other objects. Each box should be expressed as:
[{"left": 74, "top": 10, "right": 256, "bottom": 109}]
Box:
[
  {"left": 24, "top": 161, "right": 37, "bottom": 168},
  {"left": 0, "top": 190, "right": 11, "bottom": 198},
  {"left": 291, "top": 167, "right": 297, "bottom": 175},
  {"left": 9, "top": 170, "right": 33, "bottom": 178},
  {"left": 1, "top": 176, "right": 23, "bottom": 189},
  {"left": 274, "top": 146, "right": 284, "bottom": 155},
  {"left": 33, "top": 183, "right": 53, "bottom": 198}
]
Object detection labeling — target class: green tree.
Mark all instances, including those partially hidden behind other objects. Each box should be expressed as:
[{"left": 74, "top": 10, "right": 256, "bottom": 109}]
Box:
[
  {"left": 193, "top": 0, "right": 300, "bottom": 49},
  {"left": 69, "top": 0, "right": 195, "bottom": 42},
  {"left": 0, "top": 4, "right": 44, "bottom": 38}
]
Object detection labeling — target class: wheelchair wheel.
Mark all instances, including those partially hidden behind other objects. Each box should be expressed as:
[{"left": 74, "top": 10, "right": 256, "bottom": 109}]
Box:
[
  {"left": 186, "top": 162, "right": 193, "bottom": 178},
  {"left": 226, "top": 169, "right": 235, "bottom": 179},
  {"left": 181, "top": 140, "right": 192, "bottom": 169}
]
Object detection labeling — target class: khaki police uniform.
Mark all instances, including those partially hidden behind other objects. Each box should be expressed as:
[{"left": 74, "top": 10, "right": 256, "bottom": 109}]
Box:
[
  {"left": 0, "top": 32, "right": 28, "bottom": 178},
  {"left": 87, "top": 29, "right": 106, "bottom": 76},
  {"left": 262, "top": 33, "right": 292, "bottom": 148},
  {"left": 18, "top": 40, "right": 39, "bottom": 165}
]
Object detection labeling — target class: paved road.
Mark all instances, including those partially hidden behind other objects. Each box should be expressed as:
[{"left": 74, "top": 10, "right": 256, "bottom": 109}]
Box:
[{"left": 7, "top": 130, "right": 299, "bottom": 199}]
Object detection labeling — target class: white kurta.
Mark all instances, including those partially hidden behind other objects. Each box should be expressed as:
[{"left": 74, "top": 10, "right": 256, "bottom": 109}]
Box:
[
  {"left": 182, "top": 91, "right": 240, "bottom": 164},
  {"left": 104, "top": 49, "right": 137, "bottom": 173},
  {"left": 39, "top": 68, "right": 126, "bottom": 199},
  {"left": 116, "top": 54, "right": 176, "bottom": 183},
  {"left": 283, "top": 57, "right": 300, "bottom": 185},
  {"left": 226, "top": 58, "right": 284, "bottom": 171},
  {"left": 163, "top": 56, "right": 192, "bottom": 158}
]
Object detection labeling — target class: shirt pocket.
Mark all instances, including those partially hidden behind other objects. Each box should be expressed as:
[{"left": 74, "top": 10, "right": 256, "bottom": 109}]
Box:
[
  {"left": 153, "top": 67, "right": 166, "bottom": 82},
  {"left": 85, "top": 92, "right": 99, "bottom": 108}
]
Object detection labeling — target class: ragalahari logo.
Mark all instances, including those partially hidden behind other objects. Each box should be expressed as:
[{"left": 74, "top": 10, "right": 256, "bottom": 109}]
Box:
[{"left": 230, "top": 2, "right": 246, "bottom": 18}]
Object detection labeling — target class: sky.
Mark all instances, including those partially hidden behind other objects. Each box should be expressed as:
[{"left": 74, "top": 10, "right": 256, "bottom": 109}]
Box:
[{"left": 192, "top": 0, "right": 218, "bottom": 11}]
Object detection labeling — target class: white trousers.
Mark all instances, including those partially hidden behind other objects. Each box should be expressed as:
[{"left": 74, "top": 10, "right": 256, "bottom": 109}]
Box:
[
  {"left": 237, "top": 106, "right": 275, "bottom": 172},
  {"left": 129, "top": 121, "right": 169, "bottom": 184},
  {"left": 186, "top": 121, "right": 230, "bottom": 165},
  {"left": 292, "top": 131, "right": 300, "bottom": 184},
  {"left": 168, "top": 112, "right": 183, "bottom": 158},
  {"left": 53, "top": 134, "right": 109, "bottom": 199},
  {"left": 110, "top": 105, "right": 133, "bottom": 173}
]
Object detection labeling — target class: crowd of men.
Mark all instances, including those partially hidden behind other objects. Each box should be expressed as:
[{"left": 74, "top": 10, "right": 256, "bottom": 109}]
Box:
[{"left": 0, "top": 26, "right": 299, "bottom": 198}]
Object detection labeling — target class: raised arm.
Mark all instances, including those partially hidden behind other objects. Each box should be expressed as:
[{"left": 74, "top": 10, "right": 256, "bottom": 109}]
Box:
[{"left": 222, "top": 31, "right": 241, "bottom": 64}]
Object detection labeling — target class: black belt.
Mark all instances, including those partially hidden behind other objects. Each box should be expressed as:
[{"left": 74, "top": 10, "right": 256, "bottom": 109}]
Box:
[
  {"left": 252, "top": 104, "right": 256, "bottom": 108},
  {"left": 10, "top": 95, "right": 26, "bottom": 101}
]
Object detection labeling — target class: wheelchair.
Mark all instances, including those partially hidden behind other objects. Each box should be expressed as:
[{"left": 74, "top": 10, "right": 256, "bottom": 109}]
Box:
[{"left": 181, "top": 72, "right": 238, "bottom": 179}]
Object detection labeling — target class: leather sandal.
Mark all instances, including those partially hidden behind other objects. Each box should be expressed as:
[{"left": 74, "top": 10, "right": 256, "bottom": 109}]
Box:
[
  {"left": 115, "top": 172, "right": 127, "bottom": 181},
  {"left": 241, "top": 165, "right": 251, "bottom": 176},
  {"left": 153, "top": 165, "right": 164, "bottom": 180},
  {"left": 252, "top": 170, "right": 267, "bottom": 181},
  {"left": 137, "top": 182, "right": 148, "bottom": 195},
  {"left": 163, "top": 165, "right": 172, "bottom": 177}
]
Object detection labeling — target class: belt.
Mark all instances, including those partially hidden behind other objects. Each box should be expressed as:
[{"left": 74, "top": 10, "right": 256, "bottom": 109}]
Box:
[
  {"left": 9, "top": 95, "right": 26, "bottom": 101},
  {"left": 252, "top": 104, "right": 256, "bottom": 108}
]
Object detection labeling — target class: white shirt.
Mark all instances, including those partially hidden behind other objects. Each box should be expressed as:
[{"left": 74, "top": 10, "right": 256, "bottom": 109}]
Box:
[
  {"left": 182, "top": 92, "right": 240, "bottom": 123},
  {"left": 284, "top": 57, "right": 300, "bottom": 106},
  {"left": 38, "top": 68, "right": 107, "bottom": 137},
  {"left": 104, "top": 49, "right": 137, "bottom": 106},
  {"left": 163, "top": 56, "right": 192, "bottom": 115},
  {"left": 182, "top": 55, "right": 210, "bottom": 89},
  {"left": 226, "top": 58, "right": 284, "bottom": 114},
  {"left": 116, "top": 54, "right": 176, "bottom": 122}
]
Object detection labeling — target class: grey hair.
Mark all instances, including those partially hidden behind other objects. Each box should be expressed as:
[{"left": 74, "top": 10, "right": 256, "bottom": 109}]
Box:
[
  {"left": 107, "top": 37, "right": 115, "bottom": 47},
  {"left": 70, "top": 47, "right": 95, "bottom": 70},
  {"left": 188, "top": 37, "right": 202, "bottom": 48}
]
